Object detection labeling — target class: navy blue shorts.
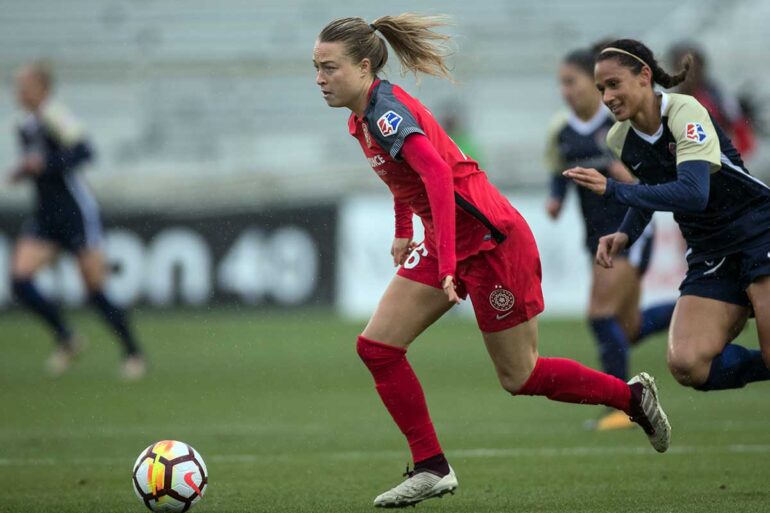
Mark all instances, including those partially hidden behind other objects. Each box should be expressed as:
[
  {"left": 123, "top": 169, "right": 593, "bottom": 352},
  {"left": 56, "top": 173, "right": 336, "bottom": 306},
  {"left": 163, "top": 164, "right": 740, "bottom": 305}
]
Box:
[
  {"left": 680, "top": 233, "right": 770, "bottom": 307},
  {"left": 623, "top": 223, "right": 654, "bottom": 276},
  {"left": 21, "top": 210, "right": 103, "bottom": 253}
]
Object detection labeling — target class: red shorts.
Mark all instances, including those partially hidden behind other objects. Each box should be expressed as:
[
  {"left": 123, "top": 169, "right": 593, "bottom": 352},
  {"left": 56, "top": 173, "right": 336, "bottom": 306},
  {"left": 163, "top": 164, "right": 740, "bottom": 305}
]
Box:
[{"left": 397, "top": 226, "right": 545, "bottom": 333}]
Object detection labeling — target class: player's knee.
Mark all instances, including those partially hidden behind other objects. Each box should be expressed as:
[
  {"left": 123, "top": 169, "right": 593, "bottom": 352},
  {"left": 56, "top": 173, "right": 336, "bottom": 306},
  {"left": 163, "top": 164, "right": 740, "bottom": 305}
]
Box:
[
  {"left": 79, "top": 269, "right": 104, "bottom": 293},
  {"left": 667, "top": 350, "right": 709, "bottom": 387},
  {"left": 499, "top": 375, "right": 527, "bottom": 395},
  {"left": 588, "top": 291, "right": 622, "bottom": 318},
  {"left": 356, "top": 335, "right": 405, "bottom": 371},
  {"left": 83, "top": 281, "right": 102, "bottom": 294},
  {"left": 587, "top": 304, "right": 620, "bottom": 319},
  {"left": 498, "top": 362, "right": 536, "bottom": 395}
]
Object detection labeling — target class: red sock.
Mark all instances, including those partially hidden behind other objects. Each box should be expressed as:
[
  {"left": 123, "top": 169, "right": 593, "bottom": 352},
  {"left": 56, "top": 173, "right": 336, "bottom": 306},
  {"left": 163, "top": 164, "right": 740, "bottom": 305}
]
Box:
[
  {"left": 516, "top": 357, "right": 632, "bottom": 414},
  {"left": 357, "top": 335, "right": 443, "bottom": 463}
]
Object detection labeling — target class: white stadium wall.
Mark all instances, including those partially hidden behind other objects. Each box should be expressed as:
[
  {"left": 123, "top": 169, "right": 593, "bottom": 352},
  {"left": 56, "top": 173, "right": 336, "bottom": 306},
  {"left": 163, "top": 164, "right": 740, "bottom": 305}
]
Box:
[
  {"left": 336, "top": 190, "right": 686, "bottom": 320},
  {"left": 0, "top": 191, "right": 685, "bottom": 315}
]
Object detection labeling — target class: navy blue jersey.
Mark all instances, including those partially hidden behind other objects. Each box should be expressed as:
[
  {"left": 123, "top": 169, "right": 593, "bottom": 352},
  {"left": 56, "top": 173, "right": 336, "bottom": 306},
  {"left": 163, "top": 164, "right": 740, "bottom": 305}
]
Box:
[
  {"left": 16, "top": 101, "right": 102, "bottom": 250},
  {"left": 545, "top": 107, "right": 629, "bottom": 251},
  {"left": 606, "top": 93, "right": 770, "bottom": 263},
  {"left": 16, "top": 101, "right": 96, "bottom": 219}
]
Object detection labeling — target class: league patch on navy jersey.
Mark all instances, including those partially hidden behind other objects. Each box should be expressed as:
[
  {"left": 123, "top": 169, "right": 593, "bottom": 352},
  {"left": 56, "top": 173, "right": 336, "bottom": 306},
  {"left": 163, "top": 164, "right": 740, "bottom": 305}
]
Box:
[
  {"left": 377, "top": 111, "right": 403, "bottom": 137},
  {"left": 684, "top": 122, "right": 708, "bottom": 143}
]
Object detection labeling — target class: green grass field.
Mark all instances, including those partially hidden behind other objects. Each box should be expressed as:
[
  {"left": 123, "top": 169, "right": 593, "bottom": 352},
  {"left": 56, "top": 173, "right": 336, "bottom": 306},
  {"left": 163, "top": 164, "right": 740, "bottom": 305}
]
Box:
[{"left": 1, "top": 309, "right": 769, "bottom": 513}]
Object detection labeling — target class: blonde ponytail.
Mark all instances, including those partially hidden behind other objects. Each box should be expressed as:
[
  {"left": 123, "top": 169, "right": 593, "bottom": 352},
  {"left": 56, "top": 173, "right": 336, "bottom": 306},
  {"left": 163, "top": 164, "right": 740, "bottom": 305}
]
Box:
[
  {"left": 319, "top": 13, "right": 454, "bottom": 82},
  {"left": 370, "top": 13, "right": 454, "bottom": 81}
]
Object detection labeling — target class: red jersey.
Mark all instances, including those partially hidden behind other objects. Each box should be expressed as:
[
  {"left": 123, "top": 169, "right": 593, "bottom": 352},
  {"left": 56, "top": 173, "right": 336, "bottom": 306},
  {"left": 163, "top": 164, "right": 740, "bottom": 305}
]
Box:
[{"left": 348, "top": 80, "right": 520, "bottom": 280}]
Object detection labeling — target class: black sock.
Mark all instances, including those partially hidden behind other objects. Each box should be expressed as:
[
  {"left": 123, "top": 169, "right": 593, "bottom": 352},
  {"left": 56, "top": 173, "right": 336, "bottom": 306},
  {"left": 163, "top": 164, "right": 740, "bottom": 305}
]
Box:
[
  {"left": 414, "top": 453, "right": 450, "bottom": 477},
  {"left": 89, "top": 291, "right": 141, "bottom": 356},
  {"left": 12, "top": 278, "right": 72, "bottom": 342}
]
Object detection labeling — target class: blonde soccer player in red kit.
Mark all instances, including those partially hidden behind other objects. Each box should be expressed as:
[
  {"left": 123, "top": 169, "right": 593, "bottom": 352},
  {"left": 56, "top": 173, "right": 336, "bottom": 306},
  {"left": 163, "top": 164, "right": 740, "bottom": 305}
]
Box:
[{"left": 313, "top": 15, "right": 670, "bottom": 508}]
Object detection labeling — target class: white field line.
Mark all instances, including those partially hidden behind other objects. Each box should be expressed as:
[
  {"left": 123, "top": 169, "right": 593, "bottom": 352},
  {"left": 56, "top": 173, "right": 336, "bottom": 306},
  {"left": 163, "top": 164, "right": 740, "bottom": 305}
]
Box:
[
  {"left": 2, "top": 419, "right": 769, "bottom": 441},
  {"left": 0, "top": 423, "right": 333, "bottom": 439},
  {"left": 1, "top": 444, "right": 770, "bottom": 467}
]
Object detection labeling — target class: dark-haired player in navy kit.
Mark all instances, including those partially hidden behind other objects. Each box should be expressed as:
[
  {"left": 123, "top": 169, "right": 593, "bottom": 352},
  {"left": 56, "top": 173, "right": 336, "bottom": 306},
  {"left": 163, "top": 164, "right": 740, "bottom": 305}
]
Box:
[
  {"left": 546, "top": 48, "right": 675, "bottom": 431},
  {"left": 567, "top": 40, "right": 770, "bottom": 393},
  {"left": 8, "top": 61, "right": 146, "bottom": 379}
]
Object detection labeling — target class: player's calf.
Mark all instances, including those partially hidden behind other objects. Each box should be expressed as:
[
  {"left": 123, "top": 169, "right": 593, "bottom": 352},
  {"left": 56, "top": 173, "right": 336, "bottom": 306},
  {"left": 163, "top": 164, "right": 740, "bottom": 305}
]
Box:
[{"left": 12, "top": 277, "right": 72, "bottom": 341}]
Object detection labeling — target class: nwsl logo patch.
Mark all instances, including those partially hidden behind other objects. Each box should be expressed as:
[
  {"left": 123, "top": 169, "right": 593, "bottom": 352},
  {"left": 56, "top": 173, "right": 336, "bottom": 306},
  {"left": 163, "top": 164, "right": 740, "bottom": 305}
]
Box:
[
  {"left": 685, "top": 122, "right": 708, "bottom": 143},
  {"left": 377, "top": 110, "right": 403, "bottom": 137}
]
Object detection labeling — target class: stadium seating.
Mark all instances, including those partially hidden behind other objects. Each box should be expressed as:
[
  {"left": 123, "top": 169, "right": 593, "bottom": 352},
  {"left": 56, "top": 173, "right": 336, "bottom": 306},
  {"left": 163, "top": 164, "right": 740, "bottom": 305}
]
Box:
[{"left": 0, "top": 0, "right": 765, "bottom": 210}]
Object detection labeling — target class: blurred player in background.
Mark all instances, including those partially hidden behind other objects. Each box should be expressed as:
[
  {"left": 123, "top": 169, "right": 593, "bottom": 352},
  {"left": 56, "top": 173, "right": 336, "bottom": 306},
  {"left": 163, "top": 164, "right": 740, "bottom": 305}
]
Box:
[
  {"left": 438, "top": 101, "right": 484, "bottom": 167},
  {"left": 546, "top": 48, "right": 676, "bottom": 431},
  {"left": 7, "top": 61, "right": 146, "bottom": 379},
  {"left": 566, "top": 39, "right": 770, "bottom": 394},
  {"left": 314, "top": 16, "right": 670, "bottom": 508},
  {"left": 668, "top": 41, "right": 756, "bottom": 160}
]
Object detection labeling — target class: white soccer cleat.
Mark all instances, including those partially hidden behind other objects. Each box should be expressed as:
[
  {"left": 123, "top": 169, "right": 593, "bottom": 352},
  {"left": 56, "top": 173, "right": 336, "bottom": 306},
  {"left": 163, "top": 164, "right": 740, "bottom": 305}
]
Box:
[
  {"left": 45, "top": 335, "right": 86, "bottom": 378},
  {"left": 627, "top": 372, "right": 671, "bottom": 453},
  {"left": 121, "top": 355, "right": 148, "bottom": 381},
  {"left": 373, "top": 465, "right": 458, "bottom": 508}
]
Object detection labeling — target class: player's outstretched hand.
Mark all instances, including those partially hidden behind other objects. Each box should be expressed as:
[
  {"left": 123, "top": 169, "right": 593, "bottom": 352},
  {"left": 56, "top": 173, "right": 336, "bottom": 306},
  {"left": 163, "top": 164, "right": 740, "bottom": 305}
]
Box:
[
  {"left": 391, "top": 238, "right": 417, "bottom": 267},
  {"left": 563, "top": 167, "right": 607, "bottom": 195},
  {"left": 596, "top": 232, "right": 629, "bottom": 268},
  {"left": 441, "top": 275, "right": 461, "bottom": 305}
]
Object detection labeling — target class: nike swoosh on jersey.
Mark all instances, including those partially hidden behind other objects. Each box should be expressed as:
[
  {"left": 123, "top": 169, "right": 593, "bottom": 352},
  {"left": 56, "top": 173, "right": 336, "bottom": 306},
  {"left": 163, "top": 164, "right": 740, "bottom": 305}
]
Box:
[{"left": 496, "top": 311, "right": 514, "bottom": 320}]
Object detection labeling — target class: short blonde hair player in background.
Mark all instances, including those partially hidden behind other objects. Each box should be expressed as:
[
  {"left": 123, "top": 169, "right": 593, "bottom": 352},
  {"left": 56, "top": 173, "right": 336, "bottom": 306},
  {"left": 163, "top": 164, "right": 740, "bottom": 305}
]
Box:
[{"left": 8, "top": 61, "right": 146, "bottom": 379}]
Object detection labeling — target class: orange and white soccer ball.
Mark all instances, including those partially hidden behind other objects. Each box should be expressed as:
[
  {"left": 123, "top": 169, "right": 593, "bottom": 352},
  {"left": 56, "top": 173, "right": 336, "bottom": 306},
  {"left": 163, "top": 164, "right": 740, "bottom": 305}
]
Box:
[{"left": 132, "top": 440, "right": 208, "bottom": 512}]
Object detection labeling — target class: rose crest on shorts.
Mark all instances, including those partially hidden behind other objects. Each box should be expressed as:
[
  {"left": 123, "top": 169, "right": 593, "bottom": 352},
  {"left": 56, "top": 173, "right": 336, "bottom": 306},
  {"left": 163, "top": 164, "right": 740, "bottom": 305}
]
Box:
[{"left": 489, "top": 285, "right": 515, "bottom": 311}]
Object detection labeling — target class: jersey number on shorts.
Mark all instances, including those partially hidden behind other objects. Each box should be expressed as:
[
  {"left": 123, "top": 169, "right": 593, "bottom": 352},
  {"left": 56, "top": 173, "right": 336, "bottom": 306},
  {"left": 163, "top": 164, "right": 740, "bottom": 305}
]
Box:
[{"left": 403, "top": 243, "right": 428, "bottom": 269}]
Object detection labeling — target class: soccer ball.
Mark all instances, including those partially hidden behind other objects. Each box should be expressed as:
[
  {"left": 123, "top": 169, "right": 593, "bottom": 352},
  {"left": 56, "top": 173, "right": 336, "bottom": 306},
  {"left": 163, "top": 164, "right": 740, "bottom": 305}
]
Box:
[{"left": 132, "top": 440, "right": 208, "bottom": 512}]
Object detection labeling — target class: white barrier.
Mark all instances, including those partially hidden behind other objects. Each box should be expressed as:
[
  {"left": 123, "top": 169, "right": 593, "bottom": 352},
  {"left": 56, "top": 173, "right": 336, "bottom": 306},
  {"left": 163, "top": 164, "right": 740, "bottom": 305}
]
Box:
[{"left": 336, "top": 190, "right": 685, "bottom": 320}]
